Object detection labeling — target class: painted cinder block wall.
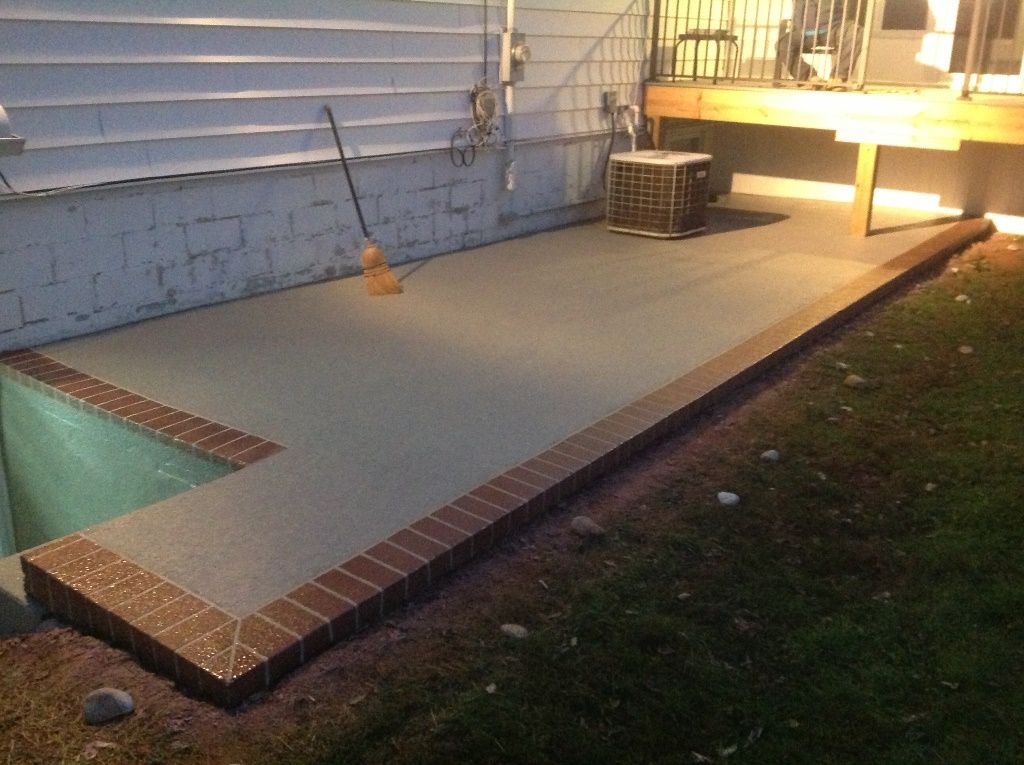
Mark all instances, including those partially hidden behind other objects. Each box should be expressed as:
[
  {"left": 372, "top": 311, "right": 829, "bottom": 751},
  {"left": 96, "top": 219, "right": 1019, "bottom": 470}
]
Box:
[{"left": 0, "top": 0, "right": 648, "bottom": 349}]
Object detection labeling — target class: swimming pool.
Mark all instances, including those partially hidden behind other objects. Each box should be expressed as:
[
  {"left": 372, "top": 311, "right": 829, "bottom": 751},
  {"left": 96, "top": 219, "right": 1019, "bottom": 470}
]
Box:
[{"left": 0, "top": 371, "right": 233, "bottom": 556}]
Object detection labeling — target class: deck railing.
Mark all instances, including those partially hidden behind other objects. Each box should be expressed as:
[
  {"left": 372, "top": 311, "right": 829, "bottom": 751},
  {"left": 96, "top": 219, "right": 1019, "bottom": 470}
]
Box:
[{"left": 649, "top": 0, "right": 1024, "bottom": 96}]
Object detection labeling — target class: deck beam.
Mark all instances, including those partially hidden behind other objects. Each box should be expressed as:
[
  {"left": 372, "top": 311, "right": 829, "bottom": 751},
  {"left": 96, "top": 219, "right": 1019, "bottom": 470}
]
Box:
[{"left": 644, "top": 84, "right": 1024, "bottom": 147}]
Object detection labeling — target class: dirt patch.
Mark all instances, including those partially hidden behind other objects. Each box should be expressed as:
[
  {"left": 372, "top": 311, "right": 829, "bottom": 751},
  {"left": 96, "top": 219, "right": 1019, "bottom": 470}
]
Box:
[{"left": 958, "top": 232, "right": 1024, "bottom": 272}]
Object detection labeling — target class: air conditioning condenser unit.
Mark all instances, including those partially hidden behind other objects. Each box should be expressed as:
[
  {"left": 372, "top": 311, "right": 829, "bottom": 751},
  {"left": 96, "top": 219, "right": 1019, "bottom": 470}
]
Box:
[{"left": 606, "top": 150, "right": 712, "bottom": 238}]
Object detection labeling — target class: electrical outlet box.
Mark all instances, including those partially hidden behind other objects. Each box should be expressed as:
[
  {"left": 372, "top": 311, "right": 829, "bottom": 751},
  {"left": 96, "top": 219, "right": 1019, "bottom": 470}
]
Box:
[{"left": 602, "top": 91, "right": 619, "bottom": 114}]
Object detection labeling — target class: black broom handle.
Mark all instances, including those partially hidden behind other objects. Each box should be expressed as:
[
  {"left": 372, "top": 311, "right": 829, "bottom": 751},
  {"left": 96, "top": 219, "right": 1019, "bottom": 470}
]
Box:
[{"left": 325, "top": 106, "right": 371, "bottom": 240}]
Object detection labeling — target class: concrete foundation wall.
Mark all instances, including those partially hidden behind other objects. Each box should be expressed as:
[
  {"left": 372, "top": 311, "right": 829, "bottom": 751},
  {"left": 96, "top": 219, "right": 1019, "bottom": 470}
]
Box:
[{"left": 0, "top": 134, "right": 616, "bottom": 350}]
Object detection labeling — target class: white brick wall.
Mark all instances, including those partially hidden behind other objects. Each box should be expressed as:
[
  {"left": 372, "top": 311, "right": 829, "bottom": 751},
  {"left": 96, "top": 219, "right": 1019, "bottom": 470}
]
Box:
[{"left": 0, "top": 135, "right": 611, "bottom": 349}]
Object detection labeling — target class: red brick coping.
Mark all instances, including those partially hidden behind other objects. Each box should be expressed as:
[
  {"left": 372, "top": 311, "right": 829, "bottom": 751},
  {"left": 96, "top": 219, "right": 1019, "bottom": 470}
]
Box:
[
  {"left": 0, "top": 349, "right": 283, "bottom": 467},
  {"left": 13, "top": 219, "right": 993, "bottom": 706}
]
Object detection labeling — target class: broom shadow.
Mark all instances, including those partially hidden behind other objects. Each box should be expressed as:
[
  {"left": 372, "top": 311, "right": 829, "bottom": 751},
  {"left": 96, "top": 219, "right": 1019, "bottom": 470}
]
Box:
[{"left": 394, "top": 259, "right": 432, "bottom": 285}]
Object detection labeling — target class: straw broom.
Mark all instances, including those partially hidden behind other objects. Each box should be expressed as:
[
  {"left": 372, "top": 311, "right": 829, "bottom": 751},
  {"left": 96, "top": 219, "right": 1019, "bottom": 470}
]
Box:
[{"left": 324, "top": 106, "right": 403, "bottom": 296}]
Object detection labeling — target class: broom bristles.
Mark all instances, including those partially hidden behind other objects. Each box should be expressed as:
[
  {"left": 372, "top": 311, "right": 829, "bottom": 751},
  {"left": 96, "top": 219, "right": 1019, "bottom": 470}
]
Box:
[{"left": 361, "top": 241, "right": 403, "bottom": 296}]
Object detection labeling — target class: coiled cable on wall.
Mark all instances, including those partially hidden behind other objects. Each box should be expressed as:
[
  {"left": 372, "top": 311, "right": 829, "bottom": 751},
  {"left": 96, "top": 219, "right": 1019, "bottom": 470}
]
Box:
[
  {"left": 450, "top": 80, "right": 499, "bottom": 168},
  {"left": 450, "top": 0, "right": 499, "bottom": 168}
]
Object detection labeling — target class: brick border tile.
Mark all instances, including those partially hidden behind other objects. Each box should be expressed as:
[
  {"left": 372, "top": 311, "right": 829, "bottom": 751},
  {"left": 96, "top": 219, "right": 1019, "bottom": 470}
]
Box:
[{"left": 0, "top": 351, "right": 285, "bottom": 470}]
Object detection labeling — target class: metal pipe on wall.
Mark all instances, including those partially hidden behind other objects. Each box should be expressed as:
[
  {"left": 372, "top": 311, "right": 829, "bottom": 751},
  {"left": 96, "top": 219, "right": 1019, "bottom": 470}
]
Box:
[{"left": 504, "top": 0, "right": 516, "bottom": 189}]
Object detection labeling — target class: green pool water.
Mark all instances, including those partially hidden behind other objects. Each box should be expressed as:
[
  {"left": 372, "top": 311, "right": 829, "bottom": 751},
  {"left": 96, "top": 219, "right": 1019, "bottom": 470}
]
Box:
[{"left": 0, "top": 373, "right": 233, "bottom": 556}]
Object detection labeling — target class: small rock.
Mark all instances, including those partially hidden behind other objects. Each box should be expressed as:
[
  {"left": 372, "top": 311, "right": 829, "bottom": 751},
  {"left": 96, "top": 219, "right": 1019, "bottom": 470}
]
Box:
[
  {"left": 893, "top": 343, "right": 904, "bottom": 350},
  {"left": 570, "top": 515, "right": 606, "bottom": 538},
  {"left": 864, "top": 331, "right": 875, "bottom": 338},
  {"left": 500, "top": 623, "right": 529, "bottom": 640},
  {"left": 949, "top": 266, "right": 960, "bottom": 274},
  {"left": 83, "top": 688, "right": 134, "bottom": 725},
  {"left": 958, "top": 345, "right": 974, "bottom": 355},
  {"left": 843, "top": 374, "right": 869, "bottom": 389},
  {"left": 955, "top": 294, "right": 971, "bottom": 303},
  {"left": 925, "top": 482, "right": 938, "bottom": 492},
  {"left": 760, "top": 449, "right": 781, "bottom": 463},
  {"left": 717, "top": 491, "right": 740, "bottom": 507},
  {"left": 485, "top": 683, "right": 497, "bottom": 694},
  {"left": 835, "top": 361, "right": 850, "bottom": 371},
  {"left": 677, "top": 592, "right": 692, "bottom": 601}
]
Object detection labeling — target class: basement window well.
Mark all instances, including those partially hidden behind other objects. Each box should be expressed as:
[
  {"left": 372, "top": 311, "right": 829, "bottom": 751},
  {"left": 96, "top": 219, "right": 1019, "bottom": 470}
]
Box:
[{"left": 0, "top": 370, "right": 233, "bottom": 557}]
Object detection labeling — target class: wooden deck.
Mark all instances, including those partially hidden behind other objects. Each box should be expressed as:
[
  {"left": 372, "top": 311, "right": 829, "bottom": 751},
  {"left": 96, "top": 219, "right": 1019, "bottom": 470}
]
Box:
[{"left": 645, "top": 82, "right": 1024, "bottom": 234}]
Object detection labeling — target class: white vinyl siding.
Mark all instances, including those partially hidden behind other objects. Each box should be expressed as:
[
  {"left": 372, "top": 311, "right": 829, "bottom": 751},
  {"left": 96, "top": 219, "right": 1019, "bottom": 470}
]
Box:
[{"left": 0, "top": 0, "right": 646, "bottom": 191}]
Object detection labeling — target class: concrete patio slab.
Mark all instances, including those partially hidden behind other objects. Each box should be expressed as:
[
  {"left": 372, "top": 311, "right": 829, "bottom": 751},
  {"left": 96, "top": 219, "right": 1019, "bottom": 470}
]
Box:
[{"left": 8, "top": 194, "right": 991, "bottom": 703}]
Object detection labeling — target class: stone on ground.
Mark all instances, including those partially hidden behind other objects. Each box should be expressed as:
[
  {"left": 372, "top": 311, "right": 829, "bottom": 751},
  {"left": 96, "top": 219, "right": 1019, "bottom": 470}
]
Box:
[
  {"left": 717, "top": 491, "right": 740, "bottom": 507},
  {"left": 500, "top": 623, "right": 529, "bottom": 640},
  {"left": 760, "top": 449, "right": 781, "bottom": 463},
  {"left": 83, "top": 687, "right": 134, "bottom": 725},
  {"left": 843, "top": 374, "right": 868, "bottom": 389},
  {"left": 570, "top": 515, "right": 606, "bottom": 538}
]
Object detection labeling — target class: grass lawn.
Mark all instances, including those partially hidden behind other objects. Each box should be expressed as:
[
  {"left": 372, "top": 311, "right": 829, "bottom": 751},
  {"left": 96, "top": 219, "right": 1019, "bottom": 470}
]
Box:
[{"left": 2, "top": 232, "right": 1022, "bottom": 764}]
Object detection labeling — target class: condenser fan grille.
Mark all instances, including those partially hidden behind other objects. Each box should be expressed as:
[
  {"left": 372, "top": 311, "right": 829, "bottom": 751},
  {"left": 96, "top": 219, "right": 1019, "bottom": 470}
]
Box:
[{"left": 606, "top": 151, "right": 711, "bottom": 238}]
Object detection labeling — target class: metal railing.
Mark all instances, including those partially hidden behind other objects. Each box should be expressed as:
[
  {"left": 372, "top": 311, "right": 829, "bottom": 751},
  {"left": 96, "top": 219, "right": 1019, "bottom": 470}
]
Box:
[{"left": 649, "top": 0, "right": 1024, "bottom": 96}]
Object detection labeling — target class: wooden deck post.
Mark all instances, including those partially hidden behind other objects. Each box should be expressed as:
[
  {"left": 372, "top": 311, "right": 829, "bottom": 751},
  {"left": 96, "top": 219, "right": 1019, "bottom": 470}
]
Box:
[{"left": 851, "top": 142, "right": 879, "bottom": 236}]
